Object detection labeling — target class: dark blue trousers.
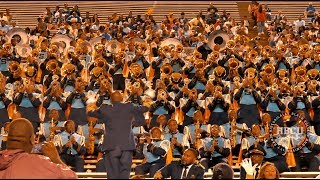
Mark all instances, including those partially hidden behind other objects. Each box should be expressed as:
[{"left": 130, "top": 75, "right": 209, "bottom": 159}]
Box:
[{"left": 104, "top": 146, "right": 133, "bottom": 179}]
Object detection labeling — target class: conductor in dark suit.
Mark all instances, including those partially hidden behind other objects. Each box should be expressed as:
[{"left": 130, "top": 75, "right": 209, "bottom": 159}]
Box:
[
  {"left": 87, "top": 91, "right": 149, "bottom": 179},
  {"left": 153, "top": 148, "right": 205, "bottom": 179}
]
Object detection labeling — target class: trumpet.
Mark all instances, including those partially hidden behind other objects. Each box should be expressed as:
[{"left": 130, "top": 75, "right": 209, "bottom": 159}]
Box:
[
  {"left": 282, "top": 77, "right": 290, "bottom": 84},
  {"left": 248, "top": 50, "right": 258, "bottom": 59},
  {"left": 195, "top": 59, "right": 205, "bottom": 70}
]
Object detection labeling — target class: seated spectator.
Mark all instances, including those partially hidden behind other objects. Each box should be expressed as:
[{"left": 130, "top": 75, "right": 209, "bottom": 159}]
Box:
[
  {"left": 264, "top": 4, "right": 272, "bottom": 22},
  {"left": 67, "top": 12, "right": 81, "bottom": 24},
  {"left": 294, "top": 15, "right": 306, "bottom": 34},
  {"left": 211, "top": 163, "right": 234, "bottom": 179},
  {"left": 0, "top": 20, "right": 9, "bottom": 33},
  {"left": 0, "top": 12, "right": 8, "bottom": 24},
  {"left": 0, "top": 118, "right": 77, "bottom": 178},
  {"left": 305, "top": 2, "right": 317, "bottom": 20},
  {"left": 257, "top": 162, "right": 280, "bottom": 179}
]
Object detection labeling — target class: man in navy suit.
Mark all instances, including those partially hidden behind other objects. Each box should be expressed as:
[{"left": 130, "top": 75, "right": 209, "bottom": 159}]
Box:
[
  {"left": 87, "top": 91, "right": 149, "bottom": 179},
  {"left": 153, "top": 148, "right": 205, "bottom": 179}
]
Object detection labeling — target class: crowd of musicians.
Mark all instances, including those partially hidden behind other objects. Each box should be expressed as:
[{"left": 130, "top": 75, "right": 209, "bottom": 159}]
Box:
[{"left": 0, "top": 2, "right": 320, "bottom": 178}]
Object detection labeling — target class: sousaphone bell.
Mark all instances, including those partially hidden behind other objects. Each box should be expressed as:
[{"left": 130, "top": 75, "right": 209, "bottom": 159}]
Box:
[{"left": 207, "top": 30, "right": 230, "bottom": 51}]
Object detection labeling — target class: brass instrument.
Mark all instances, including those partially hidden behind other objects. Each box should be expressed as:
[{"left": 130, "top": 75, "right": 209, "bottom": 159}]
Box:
[
  {"left": 278, "top": 45, "right": 287, "bottom": 54},
  {"left": 307, "top": 69, "right": 319, "bottom": 80},
  {"left": 61, "top": 63, "right": 76, "bottom": 77},
  {"left": 46, "top": 59, "right": 59, "bottom": 74},
  {"left": 213, "top": 66, "right": 227, "bottom": 79},
  {"left": 160, "top": 63, "right": 173, "bottom": 76},
  {"left": 299, "top": 44, "right": 310, "bottom": 55},
  {"left": 87, "top": 119, "right": 95, "bottom": 155},
  {"left": 24, "top": 65, "right": 37, "bottom": 78},
  {"left": 8, "top": 61, "right": 21, "bottom": 78},
  {"left": 194, "top": 59, "right": 205, "bottom": 70},
  {"left": 295, "top": 66, "right": 307, "bottom": 80},
  {"left": 207, "top": 30, "right": 230, "bottom": 51},
  {"left": 248, "top": 50, "right": 258, "bottom": 60},
  {"left": 193, "top": 50, "right": 202, "bottom": 59},
  {"left": 262, "top": 45, "right": 272, "bottom": 56},
  {"left": 49, "top": 118, "right": 55, "bottom": 142},
  {"left": 129, "top": 63, "right": 143, "bottom": 79},
  {"left": 314, "top": 44, "right": 320, "bottom": 54},
  {"left": 194, "top": 119, "right": 201, "bottom": 150},
  {"left": 228, "top": 58, "right": 239, "bottom": 70},
  {"left": 263, "top": 64, "right": 275, "bottom": 77},
  {"left": 230, "top": 114, "right": 237, "bottom": 148},
  {"left": 90, "top": 67, "right": 103, "bottom": 78},
  {"left": 175, "top": 44, "right": 184, "bottom": 54},
  {"left": 94, "top": 57, "right": 107, "bottom": 69},
  {"left": 226, "top": 40, "right": 236, "bottom": 49},
  {"left": 5, "top": 28, "right": 29, "bottom": 44}
]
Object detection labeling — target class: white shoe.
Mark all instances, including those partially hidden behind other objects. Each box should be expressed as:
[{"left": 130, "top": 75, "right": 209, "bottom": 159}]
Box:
[{"left": 253, "top": 26, "right": 257, "bottom": 29}]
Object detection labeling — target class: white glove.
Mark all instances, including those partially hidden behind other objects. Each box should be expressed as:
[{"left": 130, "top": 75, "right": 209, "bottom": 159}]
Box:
[{"left": 240, "top": 158, "right": 258, "bottom": 176}]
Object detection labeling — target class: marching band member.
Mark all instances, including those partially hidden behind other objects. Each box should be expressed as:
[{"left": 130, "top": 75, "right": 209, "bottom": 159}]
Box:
[
  {"left": 0, "top": 73, "right": 11, "bottom": 129},
  {"left": 234, "top": 69, "right": 262, "bottom": 128},
  {"left": 66, "top": 77, "right": 88, "bottom": 127},
  {"left": 134, "top": 127, "right": 170, "bottom": 177},
  {"left": 260, "top": 83, "right": 286, "bottom": 127},
  {"left": 291, "top": 120, "right": 320, "bottom": 171},
  {"left": 77, "top": 116, "right": 105, "bottom": 156},
  {"left": 149, "top": 89, "right": 175, "bottom": 128},
  {"left": 109, "top": 51, "right": 126, "bottom": 91},
  {"left": 13, "top": 78, "right": 41, "bottom": 133},
  {"left": 199, "top": 124, "right": 231, "bottom": 170},
  {"left": 207, "top": 85, "right": 230, "bottom": 125},
  {"left": 181, "top": 88, "right": 205, "bottom": 127},
  {"left": 184, "top": 110, "right": 210, "bottom": 150},
  {"left": 262, "top": 124, "right": 289, "bottom": 173},
  {"left": 241, "top": 124, "right": 264, "bottom": 159},
  {"left": 60, "top": 63, "right": 77, "bottom": 92},
  {"left": 86, "top": 67, "right": 103, "bottom": 92},
  {"left": 164, "top": 119, "right": 190, "bottom": 160},
  {"left": 39, "top": 109, "right": 65, "bottom": 141},
  {"left": 42, "top": 80, "right": 67, "bottom": 122},
  {"left": 54, "top": 120, "right": 86, "bottom": 172}
]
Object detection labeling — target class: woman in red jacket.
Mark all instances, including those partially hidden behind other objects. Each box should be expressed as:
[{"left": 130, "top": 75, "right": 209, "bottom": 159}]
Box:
[{"left": 255, "top": 5, "right": 266, "bottom": 35}]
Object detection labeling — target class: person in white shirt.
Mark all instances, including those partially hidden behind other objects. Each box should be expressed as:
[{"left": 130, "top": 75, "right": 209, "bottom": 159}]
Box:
[
  {"left": 0, "top": 13, "right": 8, "bottom": 24},
  {"left": 294, "top": 15, "right": 305, "bottom": 32},
  {"left": 188, "top": 14, "right": 205, "bottom": 30}
]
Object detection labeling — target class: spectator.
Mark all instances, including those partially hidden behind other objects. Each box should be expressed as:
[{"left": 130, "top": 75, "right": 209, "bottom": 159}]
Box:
[
  {"left": 0, "top": 13, "right": 8, "bottom": 24},
  {"left": 255, "top": 5, "right": 267, "bottom": 35},
  {"left": 70, "top": 5, "right": 81, "bottom": 17},
  {"left": 274, "top": 11, "right": 284, "bottom": 23},
  {"left": 294, "top": 15, "right": 306, "bottom": 32},
  {"left": 0, "top": 20, "right": 9, "bottom": 33},
  {"left": 257, "top": 162, "right": 280, "bottom": 179},
  {"left": 264, "top": 4, "right": 272, "bottom": 22},
  {"left": 67, "top": 12, "right": 81, "bottom": 24},
  {"left": 0, "top": 118, "right": 77, "bottom": 178},
  {"left": 305, "top": 2, "right": 317, "bottom": 21}
]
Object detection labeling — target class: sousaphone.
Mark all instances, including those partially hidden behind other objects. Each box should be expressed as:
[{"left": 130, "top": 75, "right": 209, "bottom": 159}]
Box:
[
  {"left": 5, "top": 28, "right": 28, "bottom": 44},
  {"left": 89, "top": 37, "right": 103, "bottom": 51},
  {"left": 159, "top": 38, "right": 182, "bottom": 49},
  {"left": 15, "top": 44, "right": 32, "bottom": 58},
  {"left": 106, "top": 40, "right": 122, "bottom": 54},
  {"left": 207, "top": 30, "right": 230, "bottom": 51},
  {"left": 51, "top": 34, "right": 72, "bottom": 54}
]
